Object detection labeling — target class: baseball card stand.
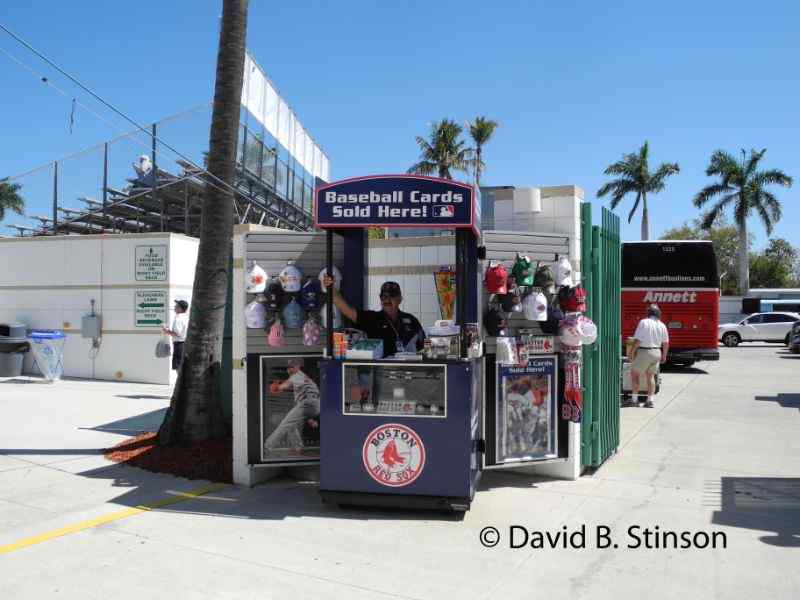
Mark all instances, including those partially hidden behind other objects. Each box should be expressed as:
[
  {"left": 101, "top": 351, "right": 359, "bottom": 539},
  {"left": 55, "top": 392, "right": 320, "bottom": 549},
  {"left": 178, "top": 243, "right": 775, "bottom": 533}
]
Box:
[{"left": 315, "top": 176, "right": 483, "bottom": 512}]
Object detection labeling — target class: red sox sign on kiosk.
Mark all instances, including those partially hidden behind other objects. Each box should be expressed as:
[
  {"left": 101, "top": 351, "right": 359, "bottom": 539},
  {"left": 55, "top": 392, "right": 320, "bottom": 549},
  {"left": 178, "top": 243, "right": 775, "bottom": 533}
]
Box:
[{"left": 362, "top": 424, "right": 426, "bottom": 487}]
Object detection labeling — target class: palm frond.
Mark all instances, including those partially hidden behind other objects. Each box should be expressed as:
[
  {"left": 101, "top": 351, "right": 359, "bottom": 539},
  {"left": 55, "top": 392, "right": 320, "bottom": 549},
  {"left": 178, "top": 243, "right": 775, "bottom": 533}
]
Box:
[
  {"left": 755, "top": 203, "right": 774, "bottom": 236},
  {"left": 743, "top": 148, "right": 767, "bottom": 179},
  {"left": 469, "top": 116, "right": 499, "bottom": 146},
  {"left": 407, "top": 161, "right": 436, "bottom": 176},
  {"left": 692, "top": 182, "right": 732, "bottom": 208},
  {"left": 648, "top": 162, "right": 680, "bottom": 192},
  {"left": 752, "top": 168, "right": 794, "bottom": 189},
  {"left": 706, "top": 150, "right": 740, "bottom": 180}
]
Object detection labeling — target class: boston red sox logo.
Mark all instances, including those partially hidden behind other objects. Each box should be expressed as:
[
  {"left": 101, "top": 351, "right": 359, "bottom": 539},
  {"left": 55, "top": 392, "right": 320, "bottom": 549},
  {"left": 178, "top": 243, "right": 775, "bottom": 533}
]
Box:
[{"left": 362, "top": 424, "right": 425, "bottom": 487}]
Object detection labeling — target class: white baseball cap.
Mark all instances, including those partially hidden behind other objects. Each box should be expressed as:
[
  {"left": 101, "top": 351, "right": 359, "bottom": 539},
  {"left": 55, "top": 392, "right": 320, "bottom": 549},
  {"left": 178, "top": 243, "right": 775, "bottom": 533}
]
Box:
[
  {"left": 246, "top": 263, "right": 268, "bottom": 293},
  {"left": 319, "top": 266, "right": 342, "bottom": 290},
  {"left": 279, "top": 261, "right": 303, "bottom": 292},
  {"left": 555, "top": 256, "right": 574, "bottom": 287},
  {"left": 244, "top": 300, "right": 267, "bottom": 329},
  {"left": 523, "top": 291, "right": 548, "bottom": 321}
]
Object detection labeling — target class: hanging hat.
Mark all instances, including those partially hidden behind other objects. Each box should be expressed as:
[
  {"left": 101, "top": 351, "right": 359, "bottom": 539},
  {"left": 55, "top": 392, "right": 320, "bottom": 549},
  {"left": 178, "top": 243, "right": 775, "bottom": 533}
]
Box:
[
  {"left": 483, "top": 306, "right": 507, "bottom": 336},
  {"left": 244, "top": 299, "right": 267, "bottom": 329},
  {"left": 576, "top": 315, "right": 597, "bottom": 345},
  {"left": 246, "top": 263, "right": 267, "bottom": 294},
  {"left": 263, "top": 280, "right": 286, "bottom": 314},
  {"left": 500, "top": 288, "right": 522, "bottom": 313},
  {"left": 320, "top": 302, "right": 342, "bottom": 329},
  {"left": 559, "top": 315, "right": 582, "bottom": 347},
  {"left": 267, "top": 319, "right": 285, "bottom": 347},
  {"left": 282, "top": 298, "right": 304, "bottom": 329},
  {"left": 540, "top": 300, "right": 564, "bottom": 335},
  {"left": 512, "top": 254, "right": 534, "bottom": 287},
  {"left": 533, "top": 263, "right": 555, "bottom": 290},
  {"left": 558, "top": 285, "right": 587, "bottom": 312},
  {"left": 279, "top": 261, "right": 303, "bottom": 292},
  {"left": 523, "top": 291, "right": 548, "bottom": 321},
  {"left": 484, "top": 262, "right": 509, "bottom": 294},
  {"left": 302, "top": 316, "right": 322, "bottom": 346},
  {"left": 555, "top": 256, "right": 574, "bottom": 287},
  {"left": 298, "top": 278, "right": 324, "bottom": 313},
  {"left": 318, "top": 266, "right": 342, "bottom": 290}
]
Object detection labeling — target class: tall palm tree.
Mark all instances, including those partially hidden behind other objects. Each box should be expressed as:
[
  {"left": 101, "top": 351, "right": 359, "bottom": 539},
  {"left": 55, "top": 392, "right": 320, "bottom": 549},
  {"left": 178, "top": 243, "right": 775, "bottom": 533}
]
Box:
[
  {"left": 597, "top": 141, "right": 680, "bottom": 240},
  {"left": 408, "top": 119, "right": 472, "bottom": 180},
  {"left": 693, "top": 148, "right": 793, "bottom": 294},
  {"left": 468, "top": 116, "right": 498, "bottom": 185},
  {"left": 159, "top": 0, "right": 249, "bottom": 445},
  {"left": 0, "top": 181, "right": 25, "bottom": 222}
]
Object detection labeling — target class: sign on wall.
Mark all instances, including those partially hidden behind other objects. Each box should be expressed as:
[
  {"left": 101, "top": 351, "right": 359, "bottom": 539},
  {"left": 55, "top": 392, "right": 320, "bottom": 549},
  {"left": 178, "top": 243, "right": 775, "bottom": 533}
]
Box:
[
  {"left": 315, "top": 175, "right": 477, "bottom": 234},
  {"left": 135, "top": 245, "right": 168, "bottom": 281},
  {"left": 135, "top": 290, "right": 167, "bottom": 328}
]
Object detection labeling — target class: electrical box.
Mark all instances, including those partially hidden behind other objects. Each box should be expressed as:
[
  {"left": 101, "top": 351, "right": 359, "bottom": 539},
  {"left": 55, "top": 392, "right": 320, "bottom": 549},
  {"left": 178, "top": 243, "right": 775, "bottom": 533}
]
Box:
[{"left": 81, "top": 315, "right": 102, "bottom": 339}]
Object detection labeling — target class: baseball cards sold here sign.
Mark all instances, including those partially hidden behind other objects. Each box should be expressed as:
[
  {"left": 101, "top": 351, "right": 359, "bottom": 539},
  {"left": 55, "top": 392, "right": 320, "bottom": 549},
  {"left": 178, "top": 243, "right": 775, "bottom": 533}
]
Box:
[{"left": 315, "top": 175, "right": 478, "bottom": 234}]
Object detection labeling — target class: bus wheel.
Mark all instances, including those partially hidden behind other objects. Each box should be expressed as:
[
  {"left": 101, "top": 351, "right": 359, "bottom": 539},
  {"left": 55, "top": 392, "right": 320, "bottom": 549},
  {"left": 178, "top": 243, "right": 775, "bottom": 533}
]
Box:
[{"left": 722, "top": 332, "right": 741, "bottom": 347}]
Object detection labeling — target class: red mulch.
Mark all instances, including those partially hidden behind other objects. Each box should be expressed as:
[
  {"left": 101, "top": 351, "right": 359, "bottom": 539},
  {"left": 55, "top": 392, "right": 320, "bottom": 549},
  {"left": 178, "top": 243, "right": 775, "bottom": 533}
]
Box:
[{"left": 104, "top": 432, "right": 233, "bottom": 483}]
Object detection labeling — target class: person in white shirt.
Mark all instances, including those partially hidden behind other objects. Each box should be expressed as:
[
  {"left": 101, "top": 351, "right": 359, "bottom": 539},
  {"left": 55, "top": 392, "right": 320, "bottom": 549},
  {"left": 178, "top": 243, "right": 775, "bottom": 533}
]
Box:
[
  {"left": 629, "top": 304, "right": 670, "bottom": 408},
  {"left": 162, "top": 300, "right": 189, "bottom": 371}
]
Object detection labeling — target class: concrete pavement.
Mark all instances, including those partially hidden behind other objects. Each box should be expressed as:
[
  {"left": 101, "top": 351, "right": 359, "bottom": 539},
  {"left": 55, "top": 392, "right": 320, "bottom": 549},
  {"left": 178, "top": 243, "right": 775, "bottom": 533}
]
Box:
[{"left": 1, "top": 346, "right": 799, "bottom": 599}]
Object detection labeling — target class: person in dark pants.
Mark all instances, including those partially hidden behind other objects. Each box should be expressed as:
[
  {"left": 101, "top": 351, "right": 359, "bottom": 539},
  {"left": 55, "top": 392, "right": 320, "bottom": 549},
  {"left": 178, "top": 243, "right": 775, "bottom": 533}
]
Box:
[{"left": 162, "top": 300, "right": 189, "bottom": 370}]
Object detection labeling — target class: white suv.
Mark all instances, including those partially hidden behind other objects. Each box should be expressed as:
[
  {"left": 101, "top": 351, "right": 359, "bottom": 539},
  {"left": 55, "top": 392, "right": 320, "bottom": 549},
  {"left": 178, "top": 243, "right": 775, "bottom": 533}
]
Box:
[{"left": 718, "top": 312, "right": 800, "bottom": 347}]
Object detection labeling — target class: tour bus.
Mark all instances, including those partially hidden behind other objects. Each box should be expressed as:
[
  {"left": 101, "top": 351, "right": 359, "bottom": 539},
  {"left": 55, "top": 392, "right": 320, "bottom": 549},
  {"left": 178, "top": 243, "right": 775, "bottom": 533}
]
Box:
[{"left": 622, "top": 240, "right": 720, "bottom": 366}]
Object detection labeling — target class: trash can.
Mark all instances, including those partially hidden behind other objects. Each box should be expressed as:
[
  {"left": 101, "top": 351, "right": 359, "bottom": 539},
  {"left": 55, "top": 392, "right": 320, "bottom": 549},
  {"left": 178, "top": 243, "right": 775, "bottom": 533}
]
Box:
[
  {"left": 0, "top": 322, "right": 29, "bottom": 377},
  {"left": 27, "top": 330, "right": 66, "bottom": 382}
]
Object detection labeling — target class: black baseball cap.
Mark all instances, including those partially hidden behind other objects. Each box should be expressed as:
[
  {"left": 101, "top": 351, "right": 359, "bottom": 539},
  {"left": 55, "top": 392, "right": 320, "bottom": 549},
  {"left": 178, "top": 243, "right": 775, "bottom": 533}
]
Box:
[
  {"left": 174, "top": 300, "right": 188, "bottom": 311},
  {"left": 380, "top": 281, "right": 402, "bottom": 297}
]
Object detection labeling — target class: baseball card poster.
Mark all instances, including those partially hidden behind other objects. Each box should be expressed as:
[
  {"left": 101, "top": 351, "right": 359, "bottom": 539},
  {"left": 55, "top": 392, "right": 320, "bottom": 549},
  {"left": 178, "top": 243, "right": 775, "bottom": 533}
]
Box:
[
  {"left": 260, "top": 355, "right": 322, "bottom": 462},
  {"left": 496, "top": 355, "right": 558, "bottom": 463}
]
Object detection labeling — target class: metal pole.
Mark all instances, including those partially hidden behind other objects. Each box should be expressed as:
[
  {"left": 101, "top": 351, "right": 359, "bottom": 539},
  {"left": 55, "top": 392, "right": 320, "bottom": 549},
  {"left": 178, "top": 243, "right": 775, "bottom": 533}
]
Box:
[
  {"left": 52, "top": 161, "right": 58, "bottom": 234},
  {"left": 152, "top": 123, "right": 162, "bottom": 232},
  {"left": 326, "top": 229, "right": 334, "bottom": 358},
  {"left": 102, "top": 142, "right": 109, "bottom": 231}
]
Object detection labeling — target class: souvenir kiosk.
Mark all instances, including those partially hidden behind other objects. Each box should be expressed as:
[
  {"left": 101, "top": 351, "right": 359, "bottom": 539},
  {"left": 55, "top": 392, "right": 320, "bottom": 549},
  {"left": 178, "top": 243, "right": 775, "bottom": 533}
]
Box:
[
  {"left": 315, "top": 176, "right": 482, "bottom": 510},
  {"left": 314, "top": 176, "right": 576, "bottom": 511}
]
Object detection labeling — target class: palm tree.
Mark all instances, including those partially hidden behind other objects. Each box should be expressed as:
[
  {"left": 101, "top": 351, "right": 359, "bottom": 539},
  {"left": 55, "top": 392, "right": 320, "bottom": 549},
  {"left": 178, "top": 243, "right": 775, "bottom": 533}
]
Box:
[
  {"left": 693, "top": 148, "right": 793, "bottom": 294},
  {"left": 408, "top": 119, "right": 472, "bottom": 180},
  {"left": 597, "top": 141, "right": 680, "bottom": 240},
  {"left": 468, "top": 116, "right": 498, "bottom": 185},
  {"left": 158, "top": 0, "right": 249, "bottom": 445},
  {"left": 0, "top": 181, "right": 25, "bottom": 222}
]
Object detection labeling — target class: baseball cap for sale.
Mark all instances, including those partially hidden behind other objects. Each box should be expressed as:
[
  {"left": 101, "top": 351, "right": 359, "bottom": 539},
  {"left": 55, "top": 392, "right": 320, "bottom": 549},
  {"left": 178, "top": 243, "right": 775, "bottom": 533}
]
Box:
[
  {"left": 246, "top": 263, "right": 267, "bottom": 293},
  {"left": 555, "top": 256, "right": 574, "bottom": 287},
  {"left": 512, "top": 254, "right": 534, "bottom": 287},
  {"left": 483, "top": 307, "right": 507, "bottom": 336},
  {"left": 244, "top": 300, "right": 267, "bottom": 329},
  {"left": 485, "top": 262, "right": 509, "bottom": 294},
  {"left": 299, "top": 278, "right": 323, "bottom": 313},
  {"left": 523, "top": 291, "right": 548, "bottom": 321},
  {"left": 279, "top": 261, "right": 303, "bottom": 292},
  {"left": 559, "top": 286, "right": 587, "bottom": 312},
  {"left": 267, "top": 319, "right": 285, "bottom": 347}
]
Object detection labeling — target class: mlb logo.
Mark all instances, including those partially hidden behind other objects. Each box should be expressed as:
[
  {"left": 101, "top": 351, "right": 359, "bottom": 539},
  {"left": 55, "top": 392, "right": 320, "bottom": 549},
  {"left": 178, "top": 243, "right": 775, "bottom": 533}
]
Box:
[{"left": 433, "top": 205, "right": 455, "bottom": 218}]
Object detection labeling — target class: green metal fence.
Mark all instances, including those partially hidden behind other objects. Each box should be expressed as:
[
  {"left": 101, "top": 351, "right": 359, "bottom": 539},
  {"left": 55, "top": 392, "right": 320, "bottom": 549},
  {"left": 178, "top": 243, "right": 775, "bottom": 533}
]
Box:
[{"left": 580, "top": 204, "right": 621, "bottom": 468}]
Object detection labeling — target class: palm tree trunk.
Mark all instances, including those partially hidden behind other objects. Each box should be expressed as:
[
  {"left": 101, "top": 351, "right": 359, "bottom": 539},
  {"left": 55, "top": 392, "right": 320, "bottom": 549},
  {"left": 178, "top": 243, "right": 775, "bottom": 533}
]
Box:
[
  {"left": 738, "top": 218, "right": 749, "bottom": 295},
  {"left": 475, "top": 146, "right": 482, "bottom": 186},
  {"left": 640, "top": 192, "right": 649, "bottom": 240},
  {"left": 158, "top": 0, "right": 249, "bottom": 445}
]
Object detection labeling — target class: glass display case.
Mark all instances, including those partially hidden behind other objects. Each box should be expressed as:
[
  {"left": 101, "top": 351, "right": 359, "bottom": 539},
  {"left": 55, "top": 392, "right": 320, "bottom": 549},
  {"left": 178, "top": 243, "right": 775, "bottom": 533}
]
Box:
[{"left": 342, "top": 363, "right": 447, "bottom": 418}]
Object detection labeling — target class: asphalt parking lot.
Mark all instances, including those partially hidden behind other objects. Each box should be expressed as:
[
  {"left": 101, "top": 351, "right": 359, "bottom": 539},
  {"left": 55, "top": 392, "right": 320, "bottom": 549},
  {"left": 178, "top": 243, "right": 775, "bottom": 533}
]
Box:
[{"left": 1, "top": 344, "right": 799, "bottom": 599}]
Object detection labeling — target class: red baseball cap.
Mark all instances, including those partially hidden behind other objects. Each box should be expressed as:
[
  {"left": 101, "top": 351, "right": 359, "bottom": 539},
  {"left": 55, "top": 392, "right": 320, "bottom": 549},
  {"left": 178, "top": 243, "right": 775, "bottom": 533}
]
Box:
[{"left": 485, "top": 263, "right": 509, "bottom": 294}]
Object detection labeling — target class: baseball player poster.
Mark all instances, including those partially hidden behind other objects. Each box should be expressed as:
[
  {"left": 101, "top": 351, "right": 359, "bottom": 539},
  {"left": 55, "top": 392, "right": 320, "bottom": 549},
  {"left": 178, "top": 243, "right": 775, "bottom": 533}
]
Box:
[
  {"left": 260, "top": 355, "right": 322, "bottom": 462},
  {"left": 496, "top": 355, "right": 558, "bottom": 463}
]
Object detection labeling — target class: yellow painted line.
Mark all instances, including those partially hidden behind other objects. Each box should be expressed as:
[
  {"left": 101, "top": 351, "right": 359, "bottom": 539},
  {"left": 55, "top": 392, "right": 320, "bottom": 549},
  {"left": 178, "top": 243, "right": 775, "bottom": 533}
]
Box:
[{"left": 0, "top": 482, "right": 228, "bottom": 556}]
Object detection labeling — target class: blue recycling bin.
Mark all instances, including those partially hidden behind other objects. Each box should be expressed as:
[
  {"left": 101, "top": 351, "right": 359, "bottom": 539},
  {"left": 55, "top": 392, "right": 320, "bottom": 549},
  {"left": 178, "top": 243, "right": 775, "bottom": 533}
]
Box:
[{"left": 27, "top": 330, "right": 66, "bottom": 382}]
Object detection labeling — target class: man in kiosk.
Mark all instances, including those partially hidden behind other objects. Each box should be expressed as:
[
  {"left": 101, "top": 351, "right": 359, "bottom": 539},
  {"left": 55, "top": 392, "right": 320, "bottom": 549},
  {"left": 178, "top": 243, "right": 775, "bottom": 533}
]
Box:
[{"left": 322, "top": 276, "right": 425, "bottom": 357}]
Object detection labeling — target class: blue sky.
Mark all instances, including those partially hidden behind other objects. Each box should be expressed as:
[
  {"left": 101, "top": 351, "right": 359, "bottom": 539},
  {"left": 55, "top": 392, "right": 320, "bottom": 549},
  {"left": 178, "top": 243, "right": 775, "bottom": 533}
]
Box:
[{"left": 1, "top": 1, "right": 798, "bottom": 248}]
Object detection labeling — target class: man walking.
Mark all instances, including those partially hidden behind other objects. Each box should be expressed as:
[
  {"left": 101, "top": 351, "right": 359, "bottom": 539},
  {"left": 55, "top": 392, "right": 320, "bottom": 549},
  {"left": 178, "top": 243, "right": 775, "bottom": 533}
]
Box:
[
  {"left": 161, "top": 300, "right": 189, "bottom": 371},
  {"left": 264, "top": 358, "right": 321, "bottom": 453},
  {"left": 628, "top": 304, "right": 669, "bottom": 408}
]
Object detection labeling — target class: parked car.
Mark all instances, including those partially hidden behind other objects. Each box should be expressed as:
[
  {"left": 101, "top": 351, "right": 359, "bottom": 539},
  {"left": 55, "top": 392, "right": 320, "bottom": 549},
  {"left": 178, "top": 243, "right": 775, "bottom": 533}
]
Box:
[
  {"left": 718, "top": 312, "right": 800, "bottom": 347},
  {"left": 788, "top": 321, "right": 800, "bottom": 354}
]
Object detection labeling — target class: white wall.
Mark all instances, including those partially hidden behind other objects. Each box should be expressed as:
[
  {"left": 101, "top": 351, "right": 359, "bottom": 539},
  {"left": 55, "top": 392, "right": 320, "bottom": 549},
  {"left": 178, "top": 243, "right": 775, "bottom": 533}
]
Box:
[{"left": 0, "top": 233, "right": 198, "bottom": 384}]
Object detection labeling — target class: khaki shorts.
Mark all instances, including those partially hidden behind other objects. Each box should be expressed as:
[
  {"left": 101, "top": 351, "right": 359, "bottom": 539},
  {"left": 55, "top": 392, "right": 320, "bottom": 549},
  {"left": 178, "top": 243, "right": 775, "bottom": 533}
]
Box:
[{"left": 632, "top": 348, "right": 661, "bottom": 375}]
